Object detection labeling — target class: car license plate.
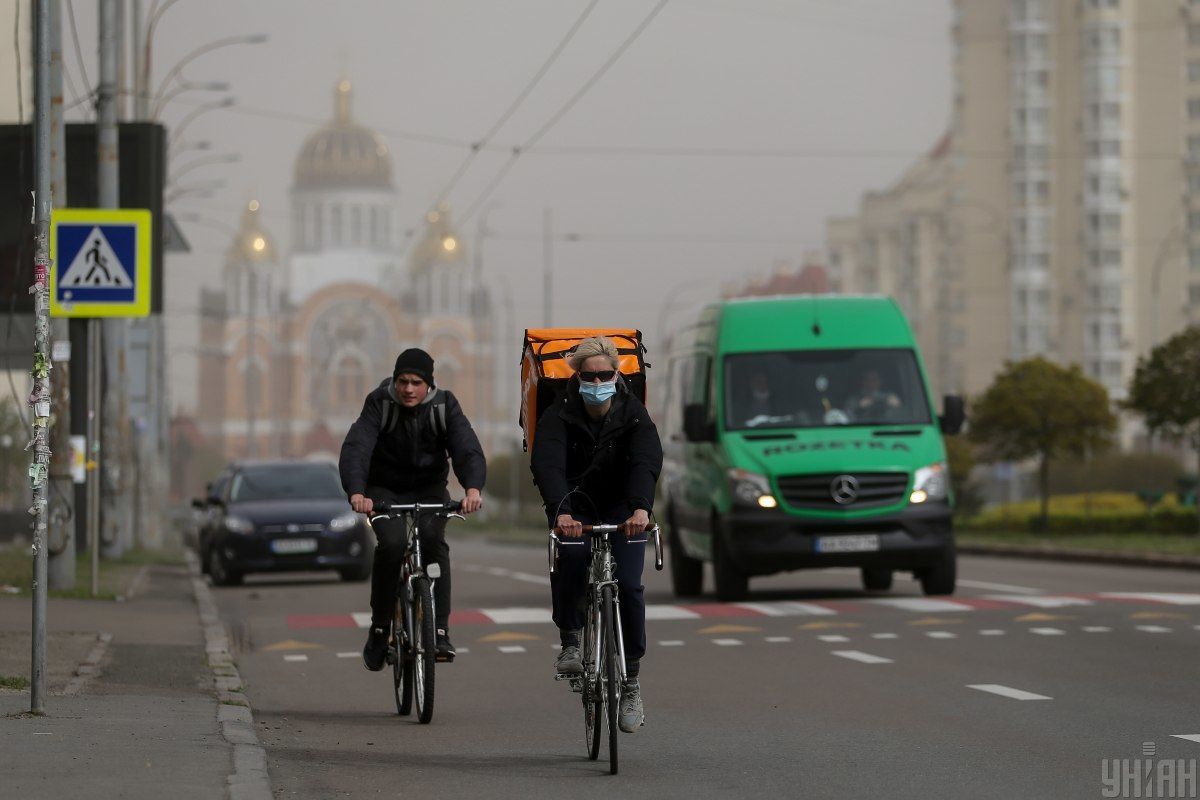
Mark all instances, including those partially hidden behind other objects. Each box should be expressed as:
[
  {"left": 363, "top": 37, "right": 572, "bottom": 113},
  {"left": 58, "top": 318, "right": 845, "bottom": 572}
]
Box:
[
  {"left": 816, "top": 534, "right": 880, "bottom": 554},
  {"left": 271, "top": 538, "right": 318, "bottom": 555}
]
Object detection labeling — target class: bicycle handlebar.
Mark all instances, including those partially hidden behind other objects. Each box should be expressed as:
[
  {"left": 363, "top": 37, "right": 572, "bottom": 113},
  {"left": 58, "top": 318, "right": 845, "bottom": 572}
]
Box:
[
  {"left": 368, "top": 500, "right": 463, "bottom": 520},
  {"left": 548, "top": 524, "right": 663, "bottom": 574}
]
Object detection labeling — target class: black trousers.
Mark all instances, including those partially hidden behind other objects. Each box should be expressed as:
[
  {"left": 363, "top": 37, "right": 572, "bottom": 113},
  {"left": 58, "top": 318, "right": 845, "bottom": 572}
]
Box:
[
  {"left": 367, "top": 484, "right": 452, "bottom": 631},
  {"left": 550, "top": 512, "right": 647, "bottom": 662}
]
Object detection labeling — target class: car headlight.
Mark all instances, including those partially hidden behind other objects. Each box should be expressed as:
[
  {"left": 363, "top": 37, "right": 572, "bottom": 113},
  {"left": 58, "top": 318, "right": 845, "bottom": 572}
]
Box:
[
  {"left": 329, "top": 511, "right": 360, "bottom": 532},
  {"left": 728, "top": 469, "right": 778, "bottom": 509},
  {"left": 910, "top": 462, "right": 949, "bottom": 504},
  {"left": 224, "top": 514, "right": 255, "bottom": 535}
]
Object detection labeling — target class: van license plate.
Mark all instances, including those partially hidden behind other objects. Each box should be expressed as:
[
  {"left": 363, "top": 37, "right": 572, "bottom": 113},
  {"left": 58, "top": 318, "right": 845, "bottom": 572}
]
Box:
[
  {"left": 271, "top": 538, "right": 317, "bottom": 554},
  {"left": 816, "top": 534, "right": 880, "bottom": 553}
]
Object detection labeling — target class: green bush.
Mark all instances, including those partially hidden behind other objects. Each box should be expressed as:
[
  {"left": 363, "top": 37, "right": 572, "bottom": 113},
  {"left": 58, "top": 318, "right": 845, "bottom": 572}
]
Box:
[{"left": 963, "top": 492, "right": 1198, "bottom": 534}]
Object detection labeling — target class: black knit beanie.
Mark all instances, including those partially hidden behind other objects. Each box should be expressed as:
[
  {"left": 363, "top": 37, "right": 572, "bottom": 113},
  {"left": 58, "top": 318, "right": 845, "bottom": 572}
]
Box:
[{"left": 393, "top": 348, "right": 435, "bottom": 385}]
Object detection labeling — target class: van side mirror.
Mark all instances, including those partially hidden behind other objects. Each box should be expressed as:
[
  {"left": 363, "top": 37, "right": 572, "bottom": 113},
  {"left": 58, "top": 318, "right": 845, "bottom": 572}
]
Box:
[
  {"left": 191, "top": 497, "right": 205, "bottom": 510},
  {"left": 683, "top": 404, "right": 715, "bottom": 443},
  {"left": 939, "top": 394, "right": 965, "bottom": 435}
]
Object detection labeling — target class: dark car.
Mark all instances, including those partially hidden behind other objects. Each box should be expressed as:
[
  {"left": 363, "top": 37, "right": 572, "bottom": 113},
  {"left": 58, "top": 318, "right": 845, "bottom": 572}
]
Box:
[{"left": 194, "top": 460, "right": 371, "bottom": 587}]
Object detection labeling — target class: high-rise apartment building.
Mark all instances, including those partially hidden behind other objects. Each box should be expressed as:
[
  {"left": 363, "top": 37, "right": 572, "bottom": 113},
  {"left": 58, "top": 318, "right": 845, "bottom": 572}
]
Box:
[{"left": 831, "top": 0, "right": 1194, "bottom": 405}]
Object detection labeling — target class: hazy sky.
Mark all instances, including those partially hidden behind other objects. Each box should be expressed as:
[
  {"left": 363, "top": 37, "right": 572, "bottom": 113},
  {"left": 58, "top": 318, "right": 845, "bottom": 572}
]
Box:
[{"left": 14, "top": 0, "right": 953, "bottom": 413}]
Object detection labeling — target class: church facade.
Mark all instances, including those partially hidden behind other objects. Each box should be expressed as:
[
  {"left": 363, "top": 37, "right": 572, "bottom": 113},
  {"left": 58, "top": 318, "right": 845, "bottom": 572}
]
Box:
[{"left": 195, "top": 81, "right": 500, "bottom": 464}]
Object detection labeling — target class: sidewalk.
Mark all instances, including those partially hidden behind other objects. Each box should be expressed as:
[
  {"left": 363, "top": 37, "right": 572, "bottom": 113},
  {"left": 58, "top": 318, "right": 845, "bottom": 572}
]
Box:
[{"left": 0, "top": 559, "right": 235, "bottom": 799}]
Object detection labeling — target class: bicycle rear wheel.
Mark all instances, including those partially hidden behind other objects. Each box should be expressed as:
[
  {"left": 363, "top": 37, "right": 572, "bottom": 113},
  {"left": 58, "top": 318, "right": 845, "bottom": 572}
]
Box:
[
  {"left": 394, "top": 592, "right": 413, "bottom": 716},
  {"left": 582, "top": 592, "right": 603, "bottom": 761},
  {"left": 601, "top": 585, "right": 619, "bottom": 775},
  {"left": 413, "top": 576, "right": 437, "bottom": 724}
]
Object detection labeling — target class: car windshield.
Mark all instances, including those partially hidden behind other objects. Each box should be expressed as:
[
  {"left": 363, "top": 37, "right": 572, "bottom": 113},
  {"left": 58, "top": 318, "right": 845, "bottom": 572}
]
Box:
[
  {"left": 724, "top": 348, "right": 932, "bottom": 431},
  {"left": 228, "top": 465, "right": 343, "bottom": 503}
]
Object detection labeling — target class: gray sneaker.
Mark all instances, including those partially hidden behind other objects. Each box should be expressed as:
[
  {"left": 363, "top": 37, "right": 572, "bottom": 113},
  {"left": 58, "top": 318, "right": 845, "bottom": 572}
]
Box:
[
  {"left": 619, "top": 679, "right": 644, "bottom": 732},
  {"left": 555, "top": 645, "right": 582, "bottom": 675}
]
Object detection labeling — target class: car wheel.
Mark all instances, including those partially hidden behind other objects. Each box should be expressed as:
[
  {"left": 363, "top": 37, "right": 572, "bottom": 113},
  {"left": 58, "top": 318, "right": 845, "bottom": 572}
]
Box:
[
  {"left": 861, "top": 567, "right": 893, "bottom": 592},
  {"left": 208, "top": 545, "right": 243, "bottom": 587},
  {"left": 918, "top": 545, "right": 956, "bottom": 596},
  {"left": 712, "top": 523, "right": 748, "bottom": 602},
  {"left": 339, "top": 562, "right": 372, "bottom": 582},
  {"left": 668, "top": 509, "right": 703, "bottom": 598}
]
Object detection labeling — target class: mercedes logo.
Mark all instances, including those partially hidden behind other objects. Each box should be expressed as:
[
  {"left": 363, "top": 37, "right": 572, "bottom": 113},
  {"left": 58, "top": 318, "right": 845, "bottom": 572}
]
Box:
[
  {"left": 830, "top": 474, "right": 860, "bottom": 505},
  {"left": 286, "top": 523, "right": 300, "bottom": 534}
]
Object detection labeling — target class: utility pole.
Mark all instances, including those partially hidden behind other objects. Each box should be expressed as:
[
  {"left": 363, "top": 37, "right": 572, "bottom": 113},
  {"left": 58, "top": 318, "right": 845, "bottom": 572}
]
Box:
[
  {"left": 246, "top": 265, "right": 257, "bottom": 458},
  {"left": 31, "top": 0, "right": 55, "bottom": 715},
  {"left": 47, "top": 0, "right": 75, "bottom": 591},
  {"left": 543, "top": 207, "right": 553, "bottom": 327},
  {"left": 99, "top": 0, "right": 129, "bottom": 560}
]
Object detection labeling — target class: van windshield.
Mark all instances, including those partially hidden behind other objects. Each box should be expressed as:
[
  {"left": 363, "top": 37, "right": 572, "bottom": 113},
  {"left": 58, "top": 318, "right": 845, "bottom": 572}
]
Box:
[{"left": 724, "top": 349, "right": 932, "bottom": 431}]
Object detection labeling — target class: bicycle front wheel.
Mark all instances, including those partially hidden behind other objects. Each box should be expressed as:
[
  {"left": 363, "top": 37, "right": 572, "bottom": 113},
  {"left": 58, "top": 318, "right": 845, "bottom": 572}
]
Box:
[
  {"left": 394, "top": 592, "right": 413, "bottom": 716},
  {"left": 413, "top": 576, "right": 437, "bottom": 724},
  {"left": 601, "top": 584, "right": 619, "bottom": 775},
  {"left": 582, "top": 591, "right": 603, "bottom": 761}
]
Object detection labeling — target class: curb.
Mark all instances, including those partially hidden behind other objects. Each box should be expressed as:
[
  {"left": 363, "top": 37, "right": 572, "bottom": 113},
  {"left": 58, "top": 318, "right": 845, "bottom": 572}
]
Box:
[
  {"left": 184, "top": 551, "right": 272, "bottom": 800},
  {"left": 959, "top": 542, "right": 1200, "bottom": 571}
]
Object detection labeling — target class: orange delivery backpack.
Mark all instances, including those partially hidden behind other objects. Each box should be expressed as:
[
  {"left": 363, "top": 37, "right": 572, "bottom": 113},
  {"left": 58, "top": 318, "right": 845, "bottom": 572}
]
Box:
[{"left": 519, "top": 328, "right": 649, "bottom": 452}]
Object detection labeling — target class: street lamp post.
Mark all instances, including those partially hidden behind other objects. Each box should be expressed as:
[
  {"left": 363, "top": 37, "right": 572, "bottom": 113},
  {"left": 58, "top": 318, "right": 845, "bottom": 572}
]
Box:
[
  {"left": 168, "top": 97, "right": 235, "bottom": 149},
  {"left": 149, "top": 34, "right": 267, "bottom": 119},
  {"left": 168, "top": 152, "right": 240, "bottom": 186}
]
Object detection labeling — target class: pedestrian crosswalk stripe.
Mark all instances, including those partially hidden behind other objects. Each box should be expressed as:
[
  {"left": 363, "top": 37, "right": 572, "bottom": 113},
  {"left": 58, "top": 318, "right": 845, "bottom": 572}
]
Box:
[
  {"left": 1083, "top": 626, "right": 1112, "bottom": 633},
  {"left": 1029, "top": 628, "right": 1065, "bottom": 636},
  {"left": 979, "top": 629, "right": 1006, "bottom": 636},
  {"left": 818, "top": 635, "right": 850, "bottom": 643},
  {"left": 658, "top": 640, "right": 685, "bottom": 647},
  {"left": 926, "top": 631, "right": 957, "bottom": 639},
  {"left": 712, "top": 639, "right": 743, "bottom": 646},
  {"left": 832, "top": 650, "right": 893, "bottom": 665},
  {"left": 283, "top": 654, "right": 308, "bottom": 662},
  {"left": 765, "top": 636, "right": 792, "bottom": 643},
  {"left": 968, "top": 684, "right": 1051, "bottom": 701},
  {"left": 498, "top": 645, "right": 526, "bottom": 654},
  {"left": 1136, "top": 625, "right": 1172, "bottom": 633}
]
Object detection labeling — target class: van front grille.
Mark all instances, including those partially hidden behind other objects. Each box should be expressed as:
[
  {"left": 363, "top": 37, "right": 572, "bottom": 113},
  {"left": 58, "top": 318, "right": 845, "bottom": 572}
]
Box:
[{"left": 776, "top": 472, "right": 909, "bottom": 510}]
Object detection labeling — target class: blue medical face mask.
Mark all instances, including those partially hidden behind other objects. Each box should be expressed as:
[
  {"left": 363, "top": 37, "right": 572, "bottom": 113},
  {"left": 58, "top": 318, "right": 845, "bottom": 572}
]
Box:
[{"left": 579, "top": 378, "right": 618, "bottom": 406}]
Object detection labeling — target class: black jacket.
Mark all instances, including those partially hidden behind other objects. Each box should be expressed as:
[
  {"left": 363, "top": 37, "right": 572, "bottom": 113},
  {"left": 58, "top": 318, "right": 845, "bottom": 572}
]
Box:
[
  {"left": 529, "top": 378, "right": 663, "bottom": 524},
  {"left": 339, "top": 379, "right": 486, "bottom": 497}
]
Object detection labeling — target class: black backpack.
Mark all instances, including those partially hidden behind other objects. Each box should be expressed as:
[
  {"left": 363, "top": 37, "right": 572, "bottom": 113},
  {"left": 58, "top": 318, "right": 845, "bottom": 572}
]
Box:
[{"left": 378, "top": 390, "right": 448, "bottom": 441}]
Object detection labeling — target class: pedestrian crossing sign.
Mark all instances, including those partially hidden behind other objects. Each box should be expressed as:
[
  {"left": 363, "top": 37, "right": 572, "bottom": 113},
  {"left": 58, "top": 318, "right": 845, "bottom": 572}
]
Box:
[{"left": 50, "top": 208, "right": 152, "bottom": 318}]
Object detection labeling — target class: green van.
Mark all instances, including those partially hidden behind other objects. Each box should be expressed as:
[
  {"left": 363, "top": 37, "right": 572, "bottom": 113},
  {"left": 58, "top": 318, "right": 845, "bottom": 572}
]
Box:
[{"left": 659, "top": 295, "right": 965, "bottom": 601}]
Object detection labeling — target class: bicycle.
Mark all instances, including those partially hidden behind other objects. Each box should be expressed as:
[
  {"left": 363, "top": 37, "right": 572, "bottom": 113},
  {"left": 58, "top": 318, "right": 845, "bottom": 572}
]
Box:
[
  {"left": 548, "top": 522, "right": 663, "bottom": 774},
  {"left": 367, "top": 500, "right": 464, "bottom": 725}
]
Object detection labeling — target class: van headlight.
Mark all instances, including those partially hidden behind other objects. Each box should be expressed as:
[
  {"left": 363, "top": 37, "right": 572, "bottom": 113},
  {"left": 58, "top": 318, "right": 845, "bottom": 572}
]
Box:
[
  {"left": 728, "top": 469, "right": 777, "bottom": 509},
  {"left": 224, "top": 514, "right": 255, "bottom": 535},
  {"left": 910, "top": 462, "right": 949, "bottom": 504},
  {"left": 329, "top": 511, "right": 360, "bottom": 532}
]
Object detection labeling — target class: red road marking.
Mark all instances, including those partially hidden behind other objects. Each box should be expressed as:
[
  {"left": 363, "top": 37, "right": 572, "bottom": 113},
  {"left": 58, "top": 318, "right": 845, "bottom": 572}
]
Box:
[{"left": 449, "top": 610, "right": 493, "bottom": 625}]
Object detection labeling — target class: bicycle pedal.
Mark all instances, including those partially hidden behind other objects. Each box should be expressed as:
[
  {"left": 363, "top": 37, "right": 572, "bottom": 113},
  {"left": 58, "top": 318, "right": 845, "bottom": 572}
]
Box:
[{"left": 436, "top": 653, "right": 455, "bottom": 663}]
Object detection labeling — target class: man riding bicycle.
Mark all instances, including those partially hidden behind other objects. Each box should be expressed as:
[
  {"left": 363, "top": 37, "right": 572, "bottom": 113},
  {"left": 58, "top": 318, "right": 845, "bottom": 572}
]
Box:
[
  {"left": 339, "top": 347, "right": 485, "bottom": 670},
  {"left": 530, "top": 336, "right": 663, "bottom": 733}
]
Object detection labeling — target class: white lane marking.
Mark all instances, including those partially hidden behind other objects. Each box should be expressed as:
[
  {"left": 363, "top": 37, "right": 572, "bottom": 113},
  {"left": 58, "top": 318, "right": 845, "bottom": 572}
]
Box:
[
  {"left": 658, "top": 640, "right": 685, "bottom": 647},
  {"left": 1101, "top": 593, "right": 1200, "bottom": 605},
  {"left": 955, "top": 579, "right": 1043, "bottom": 595},
  {"left": 818, "top": 635, "right": 850, "bottom": 643},
  {"left": 979, "top": 630, "right": 1006, "bottom": 636},
  {"left": 498, "top": 645, "right": 527, "bottom": 654},
  {"left": 1029, "top": 628, "right": 1065, "bottom": 636},
  {"left": 968, "top": 684, "right": 1052, "bottom": 701},
  {"left": 1172, "top": 734, "right": 1200, "bottom": 744},
  {"left": 735, "top": 601, "right": 837, "bottom": 616},
  {"left": 482, "top": 608, "right": 555, "bottom": 624},
  {"left": 1083, "top": 626, "right": 1112, "bottom": 633},
  {"left": 765, "top": 636, "right": 792, "bottom": 643},
  {"left": 712, "top": 639, "right": 743, "bottom": 646},
  {"left": 832, "top": 650, "right": 893, "bottom": 665},
  {"left": 336, "top": 652, "right": 358, "bottom": 658},
  {"left": 1136, "top": 625, "right": 1173, "bottom": 634},
  {"left": 871, "top": 633, "right": 899, "bottom": 639},
  {"left": 645, "top": 605, "right": 701, "bottom": 620},
  {"left": 351, "top": 612, "right": 373, "bottom": 628},
  {"left": 283, "top": 654, "right": 308, "bottom": 662},
  {"left": 508, "top": 571, "right": 552, "bottom": 586},
  {"left": 485, "top": 567, "right": 509, "bottom": 577},
  {"left": 984, "top": 595, "right": 1092, "bottom": 608},
  {"left": 457, "top": 647, "right": 470, "bottom": 654},
  {"left": 866, "top": 598, "right": 974, "bottom": 613},
  {"left": 926, "top": 631, "right": 957, "bottom": 639}
]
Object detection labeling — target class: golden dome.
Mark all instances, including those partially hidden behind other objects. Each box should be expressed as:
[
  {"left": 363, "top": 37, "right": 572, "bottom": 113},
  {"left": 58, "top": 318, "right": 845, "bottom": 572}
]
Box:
[
  {"left": 229, "top": 200, "right": 277, "bottom": 264},
  {"left": 293, "top": 81, "right": 393, "bottom": 191}
]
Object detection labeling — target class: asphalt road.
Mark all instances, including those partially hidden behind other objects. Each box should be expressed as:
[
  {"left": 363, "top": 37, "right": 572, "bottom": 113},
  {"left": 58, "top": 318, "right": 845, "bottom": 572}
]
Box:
[{"left": 210, "top": 535, "right": 1200, "bottom": 799}]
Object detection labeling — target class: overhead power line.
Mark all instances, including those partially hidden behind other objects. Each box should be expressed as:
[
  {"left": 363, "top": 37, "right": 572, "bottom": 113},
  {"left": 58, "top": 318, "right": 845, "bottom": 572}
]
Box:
[{"left": 458, "top": 0, "right": 673, "bottom": 225}]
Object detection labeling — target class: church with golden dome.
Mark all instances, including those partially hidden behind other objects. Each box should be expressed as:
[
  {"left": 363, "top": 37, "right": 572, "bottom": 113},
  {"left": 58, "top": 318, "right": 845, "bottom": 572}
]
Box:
[{"left": 194, "top": 81, "right": 498, "bottom": 464}]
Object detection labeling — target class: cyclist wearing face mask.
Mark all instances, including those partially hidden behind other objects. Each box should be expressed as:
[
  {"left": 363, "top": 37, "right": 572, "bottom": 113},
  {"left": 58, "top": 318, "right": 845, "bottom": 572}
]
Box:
[{"left": 530, "top": 336, "right": 663, "bottom": 734}]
